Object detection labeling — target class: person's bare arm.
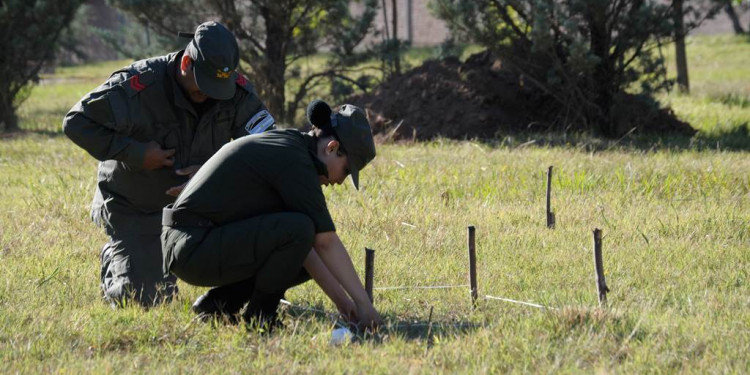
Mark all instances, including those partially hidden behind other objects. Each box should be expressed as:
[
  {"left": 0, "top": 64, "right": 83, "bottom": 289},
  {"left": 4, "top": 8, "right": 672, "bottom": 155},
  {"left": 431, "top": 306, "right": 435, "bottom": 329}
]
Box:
[
  {"left": 314, "top": 231, "right": 382, "bottom": 329},
  {"left": 303, "top": 249, "right": 357, "bottom": 322}
]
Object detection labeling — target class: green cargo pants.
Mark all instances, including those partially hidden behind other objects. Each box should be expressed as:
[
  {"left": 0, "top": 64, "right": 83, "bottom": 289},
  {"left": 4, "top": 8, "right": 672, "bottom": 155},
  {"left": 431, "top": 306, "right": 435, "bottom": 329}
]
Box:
[
  {"left": 162, "top": 212, "right": 315, "bottom": 294},
  {"left": 100, "top": 212, "right": 178, "bottom": 307}
]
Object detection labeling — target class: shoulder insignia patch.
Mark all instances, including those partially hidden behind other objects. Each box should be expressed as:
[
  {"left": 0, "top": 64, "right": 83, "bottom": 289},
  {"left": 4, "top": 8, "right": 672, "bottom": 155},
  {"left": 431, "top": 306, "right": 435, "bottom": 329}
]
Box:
[
  {"left": 122, "top": 70, "right": 155, "bottom": 97},
  {"left": 245, "top": 110, "right": 275, "bottom": 135},
  {"left": 235, "top": 73, "right": 253, "bottom": 93},
  {"left": 130, "top": 74, "right": 146, "bottom": 91}
]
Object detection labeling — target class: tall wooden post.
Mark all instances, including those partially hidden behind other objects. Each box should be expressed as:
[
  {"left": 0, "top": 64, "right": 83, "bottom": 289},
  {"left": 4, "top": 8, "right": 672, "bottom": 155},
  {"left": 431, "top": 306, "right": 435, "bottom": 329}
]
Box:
[
  {"left": 546, "top": 166, "right": 555, "bottom": 229},
  {"left": 365, "top": 248, "right": 375, "bottom": 303},
  {"left": 593, "top": 229, "right": 609, "bottom": 307},
  {"left": 468, "top": 226, "right": 478, "bottom": 307}
]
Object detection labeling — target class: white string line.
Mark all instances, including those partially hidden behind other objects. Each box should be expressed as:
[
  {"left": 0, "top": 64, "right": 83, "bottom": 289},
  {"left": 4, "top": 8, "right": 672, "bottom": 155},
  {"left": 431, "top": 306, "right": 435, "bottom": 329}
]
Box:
[
  {"left": 281, "top": 300, "right": 473, "bottom": 330},
  {"left": 390, "top": 322, "right": 479, "bottom": 329},
  {"left": 371, "top": 286, "right": 557, "bottom": 311},
  {"left": 484, "top": 295, "right": 557, "bottom": 310},
  {"left": 283, "top": 289, "right": 557, "bottom": 319},
  {"left": 374, "top": 284, "right": 470, "bottom": 291}
]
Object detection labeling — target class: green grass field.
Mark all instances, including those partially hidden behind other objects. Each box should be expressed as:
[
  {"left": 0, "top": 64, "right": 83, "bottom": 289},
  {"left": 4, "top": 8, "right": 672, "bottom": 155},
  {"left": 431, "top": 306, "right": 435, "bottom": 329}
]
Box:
[
  {"left": 1, "top": 35, "right": 748, "bottom": 373},
  {"left": 659, "top": 34, "right": 750, "bottom": 145}
]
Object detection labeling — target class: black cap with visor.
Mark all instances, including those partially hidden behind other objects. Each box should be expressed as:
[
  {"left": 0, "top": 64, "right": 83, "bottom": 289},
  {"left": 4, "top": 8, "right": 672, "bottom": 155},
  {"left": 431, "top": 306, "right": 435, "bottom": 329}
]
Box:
[
  {"left": 306, "top": 100, "right": 376, "bottom": 190},
  {"left": 181, "top": 21, "right": 239, "bottom": 100}
]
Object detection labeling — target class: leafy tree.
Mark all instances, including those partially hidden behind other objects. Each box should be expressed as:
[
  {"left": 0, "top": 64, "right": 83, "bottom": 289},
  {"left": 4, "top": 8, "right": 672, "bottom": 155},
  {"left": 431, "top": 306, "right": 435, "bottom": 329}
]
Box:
[
  {"left": 430, "top": 0, "right": 715, "bottom": 137},
  {"left": 674, "top": 1, "right": 723, "bottom": 93},
  {"left": 722, "top": 0, "right": 745, "bottom": 34},
  {"left": 0, "top": 0, "right": 83, "bottom": 132},
  {"left": 378, "top": 0, "right": 407, "bottom": 78},
  {"left": 110, "top": 0, "right": 379, "bottom": 124},
  {"left": 56, "top": 2, "right": 180, "bottom": 64},
  {"left": 90, "top": 14, "right": 182, "bottom": 61}
]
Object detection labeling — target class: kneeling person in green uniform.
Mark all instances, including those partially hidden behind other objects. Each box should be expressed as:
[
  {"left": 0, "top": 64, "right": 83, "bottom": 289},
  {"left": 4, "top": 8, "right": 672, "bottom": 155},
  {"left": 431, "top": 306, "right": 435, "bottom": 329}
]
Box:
[
  {"left": 63, "top": 22, "right": 275, "bottom": 307},
  {"left": 161, "top": 100, "right": 382, "bottom": 328}
]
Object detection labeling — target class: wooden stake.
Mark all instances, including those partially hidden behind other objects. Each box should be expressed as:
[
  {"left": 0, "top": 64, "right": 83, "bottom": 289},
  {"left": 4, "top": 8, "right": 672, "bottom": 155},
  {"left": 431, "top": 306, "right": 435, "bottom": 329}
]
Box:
[
  {"left": 467, "top": 226, "right": 478, "bottom": 307},
  {"left": 593, "top": 229, "right": 609, "bottom": 307},
  {"left": 365, "top": 248, "right": 375, "bottom": 303},
  {"left": 546, "top": 166, "right": 555, "bottom": 229}
]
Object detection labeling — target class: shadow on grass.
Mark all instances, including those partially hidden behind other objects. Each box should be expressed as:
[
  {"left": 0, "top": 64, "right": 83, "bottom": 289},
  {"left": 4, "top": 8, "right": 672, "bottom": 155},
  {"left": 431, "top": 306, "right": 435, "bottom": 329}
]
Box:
[
  {"left": 2, "top": 128, "right": 67, "bottom": 138},
  {"left": 379, "top": 319, "right": 481, "bottom": 343},
  {"left": 15, "top": 105, "right": 72, "bottom": 135},
  {"left": 7, "top": 114, "right": 749, "bottom": 152},
  {"left": 474, "top": 124, "right": 750, "bottom": 152},
  {"left": 2, "top": 119, "right": 67, "bottom": 138},
  {"left": 708, "top": 93, "right": 750, "bottom": 109},
  {"left": 282, "top": 303, "right": 480, "bottom": 343}
]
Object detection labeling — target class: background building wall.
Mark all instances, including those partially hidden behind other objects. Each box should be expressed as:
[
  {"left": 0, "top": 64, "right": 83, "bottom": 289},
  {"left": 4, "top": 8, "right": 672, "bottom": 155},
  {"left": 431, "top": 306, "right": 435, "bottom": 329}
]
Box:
[{"left": 353, "top": 0, "right": 449, "bottom": 47}]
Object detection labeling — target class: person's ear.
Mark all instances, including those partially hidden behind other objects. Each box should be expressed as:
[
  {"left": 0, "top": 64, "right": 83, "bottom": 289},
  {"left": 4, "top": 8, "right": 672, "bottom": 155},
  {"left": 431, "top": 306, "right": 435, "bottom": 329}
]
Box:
[
  {"left": 180, "top": 55, "right": 192, "bottom": 74},
  {"left": 325, "top": 139, "right": 340, "bottom": 155}
]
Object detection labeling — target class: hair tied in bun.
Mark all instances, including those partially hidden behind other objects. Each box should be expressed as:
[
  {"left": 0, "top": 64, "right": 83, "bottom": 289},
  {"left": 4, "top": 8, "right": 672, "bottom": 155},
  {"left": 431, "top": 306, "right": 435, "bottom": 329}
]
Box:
[{"left": 306, "top": 99, "right": 333, "bottom": 131}]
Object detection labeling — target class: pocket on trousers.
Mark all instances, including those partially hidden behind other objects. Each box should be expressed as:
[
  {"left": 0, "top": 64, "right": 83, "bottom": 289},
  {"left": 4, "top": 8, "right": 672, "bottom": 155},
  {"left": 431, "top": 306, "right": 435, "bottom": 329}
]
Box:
[
  {"left": 160, "top": 229, "right": 176, "bottom": 277},
  {"left": 108, "top": 255, "right": 131, "bottom": 282},
  {"left": 216, "top": 220, "right": 259, "bottom": 284}
]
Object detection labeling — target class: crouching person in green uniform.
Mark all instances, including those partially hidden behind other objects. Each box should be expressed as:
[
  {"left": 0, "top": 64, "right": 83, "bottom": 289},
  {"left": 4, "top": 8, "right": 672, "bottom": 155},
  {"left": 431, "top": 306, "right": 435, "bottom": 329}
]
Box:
[{"left": 161, "top": 100, "right": 382, "bottom": 330}]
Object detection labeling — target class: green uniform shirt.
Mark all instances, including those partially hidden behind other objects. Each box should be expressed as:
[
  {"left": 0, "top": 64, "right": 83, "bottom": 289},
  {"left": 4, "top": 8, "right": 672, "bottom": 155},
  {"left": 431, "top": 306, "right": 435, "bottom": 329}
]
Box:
[
  {"left": 63, "top": 51, "right": 273, "bottom": 230},
  {"left": 172, "top": 129, "right": 336, "bottom": 234}
]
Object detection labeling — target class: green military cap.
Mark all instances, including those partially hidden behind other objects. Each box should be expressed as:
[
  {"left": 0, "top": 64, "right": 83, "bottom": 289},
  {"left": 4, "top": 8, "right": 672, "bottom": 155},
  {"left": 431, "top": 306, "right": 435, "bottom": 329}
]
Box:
[
  {"left": 183, "top": 21, "right": 239, "bottom": 100},
  {"left": 307, "top": 100, "right": 376, "bottom": 190},
  {"left": 332, "top": 104, "right": 376, "bottom": 190}
]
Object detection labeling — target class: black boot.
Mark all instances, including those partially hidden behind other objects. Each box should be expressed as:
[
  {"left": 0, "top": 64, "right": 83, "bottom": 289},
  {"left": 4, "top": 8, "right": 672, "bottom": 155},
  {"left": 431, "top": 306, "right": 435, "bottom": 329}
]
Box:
[
  {"left": 242, "top": 289, "right": 285, "bottom": 334},
  {"left": 192, "top": 277, "right": 255, "bottom": 324}
]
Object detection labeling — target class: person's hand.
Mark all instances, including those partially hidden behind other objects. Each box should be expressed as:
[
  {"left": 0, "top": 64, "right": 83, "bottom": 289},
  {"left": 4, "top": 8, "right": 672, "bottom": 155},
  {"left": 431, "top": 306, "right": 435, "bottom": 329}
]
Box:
[
  {"left": 335, "top": 297, "right": 358, "bottom": 323},
  {"left": 355, "top": 303, "right": 382, "bottom": 331},
  {"left": 142, "top": 141, "right": 175, "bottom": 170},
  {"left": 165, "top": 164, "right": 201, "bottom": 197}
]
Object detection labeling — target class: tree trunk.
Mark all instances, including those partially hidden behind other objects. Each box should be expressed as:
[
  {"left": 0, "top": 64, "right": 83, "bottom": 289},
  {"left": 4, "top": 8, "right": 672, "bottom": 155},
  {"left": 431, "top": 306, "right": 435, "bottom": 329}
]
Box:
[
  {"left": 407, "top": 0, "right": 413, "bottom": 43},
  {"left": 391, "top": 0, "right": 400, "bottom": 75},
  {"left": 381, "top": 0, "right": 389, "bottom": 40},
  {"left": 265, "top": 60, "right": 286, "bottom": 123},
  {"left": 724, "top": 2, "right": 745, "bottom": 34},
  {"left": 587, "top": 2, "right": 616, "bottom": 137},
  {"left": 262, "top": 5, "right": 288, "bottom": 123},
  {"left": 0, "top": 96, "right": 19, "bottom": 133},
  {"left": 674, "top": 0, "right": 690, "bottom": 94}
]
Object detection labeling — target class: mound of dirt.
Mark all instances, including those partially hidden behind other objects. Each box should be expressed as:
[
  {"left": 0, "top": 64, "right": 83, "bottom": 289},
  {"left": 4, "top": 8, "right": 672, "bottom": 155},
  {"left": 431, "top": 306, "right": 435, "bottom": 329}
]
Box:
[{"left": 347, "top": 51, "right": 694, "bottom": 141}]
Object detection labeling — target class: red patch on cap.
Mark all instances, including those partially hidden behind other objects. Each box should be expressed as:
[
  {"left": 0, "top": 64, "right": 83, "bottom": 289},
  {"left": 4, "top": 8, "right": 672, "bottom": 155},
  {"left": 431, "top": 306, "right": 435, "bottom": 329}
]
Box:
[
  {"left": 236, "top": 73, "right": 248, "bottom": 87},
  {"left": 129, "top": 74, "right": 146, "bottom": 92}
]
